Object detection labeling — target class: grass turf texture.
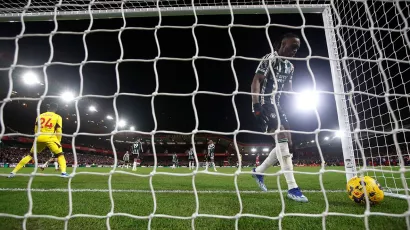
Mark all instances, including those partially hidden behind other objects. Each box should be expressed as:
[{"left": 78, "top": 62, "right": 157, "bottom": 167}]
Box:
[{"left": 0, "top": 167, "right": 408, "bottom": 230}]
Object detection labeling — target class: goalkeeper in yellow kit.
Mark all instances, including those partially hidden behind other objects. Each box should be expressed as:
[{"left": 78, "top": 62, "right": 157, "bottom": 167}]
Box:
[{"left": 8, "top": 103, "right": 68, "bottom": 178}]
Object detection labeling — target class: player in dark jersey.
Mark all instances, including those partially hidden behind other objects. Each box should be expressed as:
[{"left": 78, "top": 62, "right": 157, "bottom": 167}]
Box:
[
  {"left": 131, "top": 139, "right": 143, "bottom": 171},
  {"left": 206, "top": 140, "right": 217, "bottom": 172},
  {"left": 171, "top": 153, "right": 178, "bottom": 169},
  {"left": 188, "top": 147, "right": 195, "bottom": 170},
  {"left": 123, "top": 151, "right": 130, "bottom": 169},
  {"left": 251, "top": 33, "right": 308, "bottom": 202}
]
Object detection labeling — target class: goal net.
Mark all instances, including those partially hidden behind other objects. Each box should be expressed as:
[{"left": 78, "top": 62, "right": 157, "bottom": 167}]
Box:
[
  {"left": 325, "top": 0, "right": 410, "bottom": 199},
  {"left": 0, "top": 0, "right": 409, "bottom": 229}
]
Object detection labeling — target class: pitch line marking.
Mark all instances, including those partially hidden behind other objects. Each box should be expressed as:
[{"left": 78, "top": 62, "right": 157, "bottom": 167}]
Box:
[{"left": 0, "top": 188, "right": 346, "bottom": 193}]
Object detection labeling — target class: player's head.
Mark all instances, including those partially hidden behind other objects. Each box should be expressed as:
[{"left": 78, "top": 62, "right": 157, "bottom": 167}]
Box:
[
  {"left": 208, "top": 140, "right": 213, "bottom": 144},
  {"left": 47, "top": 103, "right": 59, "bottom": 112},
  {"left": 275, "top": 33, "right": 300, "bottom": 57}
]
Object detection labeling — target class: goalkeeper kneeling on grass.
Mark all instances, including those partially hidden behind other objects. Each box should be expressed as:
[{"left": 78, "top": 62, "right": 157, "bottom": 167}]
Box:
[
  {"left": 250, "top": 33, "right": 307, "bottom": 202},
  {"left": 8, "top": 103, "right": 69, "bottom": 178}
]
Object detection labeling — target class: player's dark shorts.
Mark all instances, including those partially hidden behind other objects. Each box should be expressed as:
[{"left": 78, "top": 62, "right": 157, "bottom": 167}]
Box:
[
  {"left": 132, "top": 153, "right": 140, "bottom": 159},
  {"left": 188, "top": 156, "right": 194, "bottom": 161},
  {"left": 208, "top": 153, "right": 214, "bottom": 161},
  {"left": 255, "top": 104, "right": 289, "bottom": 132}
]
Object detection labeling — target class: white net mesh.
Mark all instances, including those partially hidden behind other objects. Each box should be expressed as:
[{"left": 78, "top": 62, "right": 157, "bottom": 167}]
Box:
[
  {"left": 0, "top": 0, "right": 409, "bottom": 229},
  {"left": 330, "top": 0, "right": 410, "bottom": 198}
]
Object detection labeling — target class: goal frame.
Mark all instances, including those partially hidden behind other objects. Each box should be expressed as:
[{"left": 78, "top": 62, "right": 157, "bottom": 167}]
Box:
[
  {"left": 0, "top": 4, "right": 328, "bottom": 22},
  {"left": 322, "top": 7, "right": 357, "bottom": 182},
  {"left": 0, "top": 3, "right": 356, "bottom": 181}
]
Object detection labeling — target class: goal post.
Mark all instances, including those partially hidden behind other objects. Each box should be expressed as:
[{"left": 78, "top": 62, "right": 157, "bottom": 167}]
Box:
[
  {"left": 0, "top": 3, "right": 328, "bottom": 21},
  {"left": 322, "top": 6, "right": 357, "bottom": 183}
]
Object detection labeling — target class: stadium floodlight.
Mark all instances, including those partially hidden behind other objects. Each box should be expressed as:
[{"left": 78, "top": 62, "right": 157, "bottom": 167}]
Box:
[
  {"left": 262, "top": 148, "right": 269, "bottom": 152},
  {"left": 251, "top": 148, "right": 257, "bottom": 152},
  {"left": 296, "top": 90, "right": 319, "bottom": 111},
  {"left": 130, "top": 126, "right": 135, "bottom": 131},
  {"left": 106, "top": 115, "right": 114, "bottom": 120},
  {"left": 311, "top": 140, "right": 315, "bottom": 143},
  {"left": 61, "top": 91, "right": 74, "bottom": 102},
  {"left": 22, "top": 71, "right": 40, "bottom": 85},
  {"left": 89, "top": 106, "right": 97, "bottom": 112},
  {"left": 324, "top": 136, "right": 330, "bottom": 141},
  {"left": 118, "top": 119, "right": 126, "bottom": 128}
]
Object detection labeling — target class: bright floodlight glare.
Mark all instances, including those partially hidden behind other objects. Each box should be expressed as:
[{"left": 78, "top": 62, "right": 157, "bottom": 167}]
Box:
[
  {"left": 335, "top": 130, "right": 343, "bottom": 138},
  {"left": 297, "top": 90, "right": 318, "bottom": 110},
  {"left": 22, "top": 71, "right": 39, "bottom": 85},
  {"left": 130, "top": 126, "right": 135, "bottom": 131},
  {"left": 89, "top": 106, "right": 97, "bottom": 112},
  {"left": 118, "top": 120, "right": 126, "bottom": 128},
  {"left": 251, "top": 148, "right": 257, "bottom": 152},
  {"left": 262, "top": 148, "right": 269, "bottom": 152},
  {"left": 106, "top": 115, "right": 114, "bottom": 120},
  {"left": 61, "top": 91, "right": 74, "bottom": 102},
  {"left": 324, "top": 136, "right": 330, "bottom": 141},
  {"left": 311, "top": 140, "right": 315, "bottom": 143}
]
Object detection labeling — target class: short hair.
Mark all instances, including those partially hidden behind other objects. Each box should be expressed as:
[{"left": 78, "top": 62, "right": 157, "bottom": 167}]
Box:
[
  {"left": 273, "top": 33, "right": 300, "bottom": 51},
  {"left": 48, "top": 103, "right": 59, "bottom": 111}
]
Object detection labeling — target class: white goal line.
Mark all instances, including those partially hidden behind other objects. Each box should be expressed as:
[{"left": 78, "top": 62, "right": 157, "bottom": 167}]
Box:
[{"left": 0, "top": 188, "right": 348, "bottom": 193}]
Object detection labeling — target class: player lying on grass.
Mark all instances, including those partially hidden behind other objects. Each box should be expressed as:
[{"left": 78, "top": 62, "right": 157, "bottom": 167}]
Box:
[
  {"left": 8, "top": 103, "right": 68, "bottom": 178},
  {"left": 251, "top": 33, "right": 308, "bottom": 202}
]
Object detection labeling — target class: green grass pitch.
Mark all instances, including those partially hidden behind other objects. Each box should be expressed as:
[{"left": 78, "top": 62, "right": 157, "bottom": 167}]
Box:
[{"left": 0, "top": 166, "right": 408, "bottom": 230}]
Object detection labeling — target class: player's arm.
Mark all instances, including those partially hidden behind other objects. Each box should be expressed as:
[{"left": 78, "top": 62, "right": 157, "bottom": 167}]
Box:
[
  {"left": 251, "top": 57, "right": 270, "bottom": 104},
  {"left": 283, "top": 65, "right": 294, "bottom": 148},
  {"left": 252, "top": 54, "right": 274, "bottom": 104},
  {"left": 251, "top": 73, "right": 266, "bottom": 104},
  {"left": 283, "top": 64, "right": 294, "bottom": 93},
  {"left": 55, "top": 115, "right": 63, "bottom": 142}
]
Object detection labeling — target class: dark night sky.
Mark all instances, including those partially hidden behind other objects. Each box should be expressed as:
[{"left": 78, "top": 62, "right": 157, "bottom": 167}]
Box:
[{"left": 0, "top": 13, "right": 341, "bottom": 144}]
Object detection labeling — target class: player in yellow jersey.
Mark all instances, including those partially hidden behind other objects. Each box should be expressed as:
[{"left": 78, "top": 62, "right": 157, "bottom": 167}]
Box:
[{"left": 8, "top": 103, "right": 69, "bottom": 178}]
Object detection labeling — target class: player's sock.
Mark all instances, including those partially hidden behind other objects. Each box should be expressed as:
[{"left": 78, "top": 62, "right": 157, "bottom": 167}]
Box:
[
  {"left": 255, "top": 147, "right": 278, "bottom": 173},
  {"left": 12, "top": 155, "right": 33, "bottom": 174},
  {"left": 57, "top": 154, "right": 67, "bottom": 174},
  {"left": 54, "top": 162, "right": 59, "bottom": 171},
  {"left": 132, "top": 162, "right": 137, "bottom": 171},
  {"left": 276, "top": 142, "right": 298, "bottom": 189}
]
